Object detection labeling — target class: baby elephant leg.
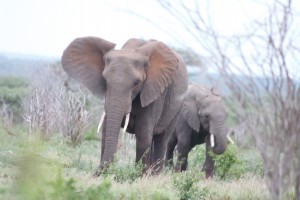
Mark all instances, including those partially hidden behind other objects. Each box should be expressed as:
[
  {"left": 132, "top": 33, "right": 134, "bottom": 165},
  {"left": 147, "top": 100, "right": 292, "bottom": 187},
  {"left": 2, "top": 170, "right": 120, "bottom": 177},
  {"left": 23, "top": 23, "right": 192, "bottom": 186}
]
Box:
[{"left": 202, "top": 136, "right": 215, "bottom": 178}]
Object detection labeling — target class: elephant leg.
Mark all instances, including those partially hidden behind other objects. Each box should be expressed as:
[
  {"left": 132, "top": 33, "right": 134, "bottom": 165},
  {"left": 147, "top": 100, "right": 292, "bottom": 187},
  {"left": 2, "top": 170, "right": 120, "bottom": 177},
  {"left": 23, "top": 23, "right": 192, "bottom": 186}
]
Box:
[
  {"left": 151, "top": 133, "right": 166, "bottom": 173},
  {"left": 135, "top": 107, "right": 156, "bottom": 173},
  {"left": 175, "top": 132, "right": 192, "bottom": 171},
  {"left": 165, "top": 132, "right": 178, "bottom": 168},
  {"left": 174, "top": 118, "right": 192, "bottom": 171},
  {"left": 135, "top": 132, "right": 153, "bottom": 173},
  {"left": 176, "top": 143, "right": 190, "bottom": 171},
  {"left": 152, "top": 112, "right": 181, "bottom": 173},
  {"left": 202, "top": 136, "right": 215, "bottom": 178}
]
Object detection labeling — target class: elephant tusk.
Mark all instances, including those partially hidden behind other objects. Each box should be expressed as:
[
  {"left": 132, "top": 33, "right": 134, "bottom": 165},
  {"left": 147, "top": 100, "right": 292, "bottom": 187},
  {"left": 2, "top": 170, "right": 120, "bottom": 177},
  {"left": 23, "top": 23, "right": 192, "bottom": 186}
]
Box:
[
  {"left": 210, "top": 134, "right": 215, "bottom": 147},
  {"left": 122, "top": 113, "right": 130, "bottom": 134},
  {"left": 227, "top": 134, "right": 235, "bottom": 144},
  {"left": 97, "top": 111, "right": 106, "bottom": 134}
]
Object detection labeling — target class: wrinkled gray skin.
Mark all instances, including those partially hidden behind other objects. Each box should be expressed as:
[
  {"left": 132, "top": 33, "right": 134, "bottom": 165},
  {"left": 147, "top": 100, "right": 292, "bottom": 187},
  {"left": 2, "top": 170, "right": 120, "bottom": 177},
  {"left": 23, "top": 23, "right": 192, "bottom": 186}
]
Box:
[
  {"left": 61, "top": 37, "right": 188, "bottom": 174},
  {"left": 166, "top": 83, "right": 227, "bottom": 178}
]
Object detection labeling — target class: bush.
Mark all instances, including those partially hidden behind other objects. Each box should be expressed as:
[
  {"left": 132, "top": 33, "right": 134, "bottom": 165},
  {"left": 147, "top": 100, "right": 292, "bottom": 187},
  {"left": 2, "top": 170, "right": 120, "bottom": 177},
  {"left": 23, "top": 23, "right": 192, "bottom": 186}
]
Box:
[
  {"left": 22, "top": 65, "right": 98, "bottom": 144},
  {"left": 100, "top": 158, "right": 144, "bottom": 183},
  {"left": 49, "top": 170, "right": 114, "bottom": 200},
  {"left": 0, "top": 76, "right": 28, "bottom": 123},
  {"left": 241, "top": 149, "right": 264, "bottom": 177},
  {"left": 210, "top": 144, "right": 244, "bottom": 180},
  {"left": 84, "top": 126, "right": 99, "bottom": 141},
  {"left": 172, "top": 170, "right": 203, "bottom": 200},
  {"left": 150, "top": 189, "right": 173, "bottom": 200},
  {"left": 0, "top": 76, "right": 28, "bottom": 88},
  {"left": 188, "top": 145, "right": 206, "bottom": 169},
  {"left": 15, "top": 148, "right": 114, "bottom": 200},
  {"left": 188, "top": 142, "right": 265, "bottom": 181}
]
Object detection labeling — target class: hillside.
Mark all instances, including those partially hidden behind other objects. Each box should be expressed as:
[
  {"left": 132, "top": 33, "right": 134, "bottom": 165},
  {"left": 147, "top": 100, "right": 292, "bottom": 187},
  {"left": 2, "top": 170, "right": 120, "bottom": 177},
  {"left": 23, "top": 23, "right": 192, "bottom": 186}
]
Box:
[
  {"left": 0, "top": 53, "right": 58, "bottom": 77},
  {"left": 1, "top": 53, "right": 295, "bottom": 96}
]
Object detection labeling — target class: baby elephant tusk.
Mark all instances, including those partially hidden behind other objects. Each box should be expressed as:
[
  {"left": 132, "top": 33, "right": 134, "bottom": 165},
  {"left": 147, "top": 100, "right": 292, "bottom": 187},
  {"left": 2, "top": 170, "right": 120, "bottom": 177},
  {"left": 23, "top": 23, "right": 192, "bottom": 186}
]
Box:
[
  {"left": 227, "top": 134, "right": 235, "bottom": 144},
  {"left": 122, "top": 113, "right": 130, "bottom": 134},
  {"left": 97, "top": 111, "right": 106, "bottom": 134},
  {"left": 210, "top": 134, "right": 215, "bottom": 147}
]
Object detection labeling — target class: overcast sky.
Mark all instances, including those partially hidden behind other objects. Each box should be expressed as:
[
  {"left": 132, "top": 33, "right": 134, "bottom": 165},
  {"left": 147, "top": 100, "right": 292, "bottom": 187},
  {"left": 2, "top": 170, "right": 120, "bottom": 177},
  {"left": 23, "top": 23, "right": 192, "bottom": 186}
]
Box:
[
  {"left": 0, "top": 0, "right": 299, "bottom": 59},
  {"left": 0, "top": 0, "right": 270, "bottom": 57}
]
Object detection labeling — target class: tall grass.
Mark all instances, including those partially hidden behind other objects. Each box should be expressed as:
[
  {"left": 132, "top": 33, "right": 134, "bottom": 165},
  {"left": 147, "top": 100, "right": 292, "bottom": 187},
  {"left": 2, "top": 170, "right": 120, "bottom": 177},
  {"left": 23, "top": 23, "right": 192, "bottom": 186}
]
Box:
[{"left": 0, "top": 127, "right": 279, "bottom": 200}]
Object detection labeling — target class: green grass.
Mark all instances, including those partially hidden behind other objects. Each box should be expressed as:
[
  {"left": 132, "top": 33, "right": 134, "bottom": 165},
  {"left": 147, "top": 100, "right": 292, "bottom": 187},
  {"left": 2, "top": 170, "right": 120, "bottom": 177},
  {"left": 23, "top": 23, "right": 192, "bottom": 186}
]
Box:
[{"left": 0, "top": 126, "right": 268, "bottom": 200}]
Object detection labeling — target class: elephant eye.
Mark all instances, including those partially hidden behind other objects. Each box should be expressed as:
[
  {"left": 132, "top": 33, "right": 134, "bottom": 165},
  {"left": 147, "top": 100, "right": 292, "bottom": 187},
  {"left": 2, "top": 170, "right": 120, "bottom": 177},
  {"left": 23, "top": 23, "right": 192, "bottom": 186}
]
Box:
[
  {"left": 143, "top": 61, "right": 148, "bottom": 68},
  {"left": 133, "top": 79, "right": 140, "bottom": 86},
  {"left": 105, "top": 57, "right": 111, "bottom": 65}
]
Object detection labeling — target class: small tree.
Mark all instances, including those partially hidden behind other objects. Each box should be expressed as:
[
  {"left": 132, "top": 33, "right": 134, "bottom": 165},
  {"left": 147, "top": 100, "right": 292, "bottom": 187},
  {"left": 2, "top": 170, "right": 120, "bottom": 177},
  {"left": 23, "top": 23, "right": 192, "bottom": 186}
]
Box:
[
  {"left": 23, "top": 65, "right": 98, "bottom": 144},
  {"left": 55, "top": 83, "right": 92, "bottom": 145},
  {"left": 23, "top": 67, "right": 60, "bottom": 140},
  {"left": 0, "top": 99, "right": 14, "bottom": 135},
  {"left": 146, "top": 0, "right": 300, "bottom": 199}
]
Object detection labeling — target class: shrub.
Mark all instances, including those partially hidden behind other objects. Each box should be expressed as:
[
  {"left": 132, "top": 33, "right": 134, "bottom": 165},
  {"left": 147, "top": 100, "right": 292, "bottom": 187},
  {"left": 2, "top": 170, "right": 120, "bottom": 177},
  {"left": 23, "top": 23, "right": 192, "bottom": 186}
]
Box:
[
  {"left": 22, "top": 65, "right": 97, "bottom": 144},
  {"left": 16, "top": 149, "right": 114, "bottom": 200},
  {"left": 188, "top": 145, "right": 206, "bottom": 169},
  {"left": 0, "top": 76, "right": 29, "bottom": 88},
  {"left": 101, "top": 158, "right": 144, "bottom": 183},
  {"left": 56, "top": 89, "right": 92, "bottom": 145},
  {"left": 49, "top": 170, "right": 114, "bottom": 200},
  {"left": 150, "top": 189, "right": 173, "bottom": 200},
  {"left": 172, "top": 170, "right": 202, "bottom": 200},
  {"left": 0, "top": 76, "right": 28, "bottom": 123},
  {"left": 242, "top": 149, "right": 264, "bottom": 177},
  {"left": 210, "top": 144, "right": 244, "bottom": 180},
  {"left": 84, "top": 126, "right": 99, "bottom": 141},
  {"left": 188, "top": 143, "right": 263, "bottom": 180}
]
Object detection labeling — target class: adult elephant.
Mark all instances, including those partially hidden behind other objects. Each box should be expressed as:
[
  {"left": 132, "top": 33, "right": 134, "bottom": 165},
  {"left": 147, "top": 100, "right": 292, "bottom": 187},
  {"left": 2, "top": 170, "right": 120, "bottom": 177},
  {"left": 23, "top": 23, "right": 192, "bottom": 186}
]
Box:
[
  {"left": 166, "top": 83, "right": 227, "bottom": 178},
  {"left": 61, "top": 37, "right": 188, "bottom": 174}
]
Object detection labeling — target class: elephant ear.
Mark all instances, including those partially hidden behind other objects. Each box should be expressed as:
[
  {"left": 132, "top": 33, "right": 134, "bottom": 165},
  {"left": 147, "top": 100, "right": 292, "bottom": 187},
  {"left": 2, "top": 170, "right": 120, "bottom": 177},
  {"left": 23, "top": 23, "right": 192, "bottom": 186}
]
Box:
[
  {"left": 181, "top": 92, "right": 201, "bottom": 132},
  {"left": 122, "top": 38, "right": 147, "bottom": 49},
  {"left": 61, "top": 37, "right": 116, "bottom": 98},
  {"left": 137, "top": 41, "right": 179, "bottom": 107}
]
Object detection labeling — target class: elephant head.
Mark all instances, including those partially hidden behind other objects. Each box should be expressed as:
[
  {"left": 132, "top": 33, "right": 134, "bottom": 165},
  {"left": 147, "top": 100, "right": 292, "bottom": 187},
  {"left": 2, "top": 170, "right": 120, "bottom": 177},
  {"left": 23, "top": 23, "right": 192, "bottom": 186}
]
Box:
[
  {"left": 181, "top": 83, "right": 227, "bottom": 155},
  {"left": 61, "top": 37, "right": 180, "bottom": 167}
]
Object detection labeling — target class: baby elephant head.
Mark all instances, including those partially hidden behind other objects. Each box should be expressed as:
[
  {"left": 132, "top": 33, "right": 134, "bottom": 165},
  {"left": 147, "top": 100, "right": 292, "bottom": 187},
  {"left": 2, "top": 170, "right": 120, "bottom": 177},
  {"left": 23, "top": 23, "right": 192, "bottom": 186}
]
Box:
[{"left": 181, "top": 84, "right": 227, "bottom": 155}]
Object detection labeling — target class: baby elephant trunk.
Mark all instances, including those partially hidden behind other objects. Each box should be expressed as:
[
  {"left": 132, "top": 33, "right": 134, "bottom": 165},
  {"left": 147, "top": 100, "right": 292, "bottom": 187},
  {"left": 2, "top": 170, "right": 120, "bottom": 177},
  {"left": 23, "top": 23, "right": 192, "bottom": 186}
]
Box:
[{"left": 210, "top": 121, "right": 227, "bottom": 155}]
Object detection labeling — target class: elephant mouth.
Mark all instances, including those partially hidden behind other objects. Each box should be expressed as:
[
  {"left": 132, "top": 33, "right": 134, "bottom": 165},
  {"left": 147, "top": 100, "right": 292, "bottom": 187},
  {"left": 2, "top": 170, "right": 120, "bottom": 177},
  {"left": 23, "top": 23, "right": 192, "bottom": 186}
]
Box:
[{"left": 97, "top": 111, "right": 131, "bottom": 135}]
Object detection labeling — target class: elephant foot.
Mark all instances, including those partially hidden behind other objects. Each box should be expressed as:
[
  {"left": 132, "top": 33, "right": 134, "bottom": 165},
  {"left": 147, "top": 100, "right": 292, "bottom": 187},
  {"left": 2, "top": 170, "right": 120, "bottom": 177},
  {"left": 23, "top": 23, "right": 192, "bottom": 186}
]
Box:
[
  {"left": 202, "top": 162, "right": 214, "bottom": 178},
  {"left": 175, "top": 165, "right": 181, "bottom": 172},
  {"left": 93, "top": 169, "right": 101, "bottom": 177},
  {"left": 93, "top": 162, "right": 110, "bottom": 177},
  {"left": 93, "top": 167, "right": 106, "bottom": 177},
  {"left": 205, "top": 169, "right": 214, "bottom": 178},
  {"left": 165, "top": 159, "right": 174, "bottom": 169},
  {"left": 148, "top": 161, "right": 164, "bottom": 175}
]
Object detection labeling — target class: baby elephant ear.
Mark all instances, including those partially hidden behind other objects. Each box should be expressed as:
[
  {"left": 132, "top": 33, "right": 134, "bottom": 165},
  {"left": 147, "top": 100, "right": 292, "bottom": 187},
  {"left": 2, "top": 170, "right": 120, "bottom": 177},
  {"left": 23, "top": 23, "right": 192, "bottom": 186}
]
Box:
[
  {"left": 181, "top": 94, "right": 200, "bottom": 132},
  {"left": 138, "top": 41, "right": 179, "bottom": 107},
  {"left": 61, "top": 37, "right": 116, "bottom": 98}
]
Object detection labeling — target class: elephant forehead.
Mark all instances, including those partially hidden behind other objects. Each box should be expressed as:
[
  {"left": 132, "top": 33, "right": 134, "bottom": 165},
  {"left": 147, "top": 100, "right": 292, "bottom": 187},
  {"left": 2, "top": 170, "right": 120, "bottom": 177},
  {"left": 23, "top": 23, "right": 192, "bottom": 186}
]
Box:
[
  {"left": 205, "top": 103, "right": 227, "bottom": 117},
  {"left": 105, "top": 49, "right": 147, "bottom": 61}
]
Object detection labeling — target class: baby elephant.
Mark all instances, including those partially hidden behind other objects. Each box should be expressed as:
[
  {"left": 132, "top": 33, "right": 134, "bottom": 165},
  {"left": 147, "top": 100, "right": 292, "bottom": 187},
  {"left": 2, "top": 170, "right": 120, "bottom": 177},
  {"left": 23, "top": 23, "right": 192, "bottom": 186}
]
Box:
[{"left": 166, "top": 83, "right": 228, "bottom": 178}]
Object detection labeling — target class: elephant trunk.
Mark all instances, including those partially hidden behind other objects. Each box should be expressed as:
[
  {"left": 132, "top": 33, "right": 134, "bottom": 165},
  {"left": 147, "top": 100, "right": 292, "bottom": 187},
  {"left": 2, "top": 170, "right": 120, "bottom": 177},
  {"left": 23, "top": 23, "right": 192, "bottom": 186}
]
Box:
[
  {"left": 100, "top": 96, "right": 128, "bottom": 167},
  {"left": 210, "top": 121, "right": 227, "bottom": 155},
  {"left": 100, "top": 111, "right": 123, "bottom": 165}
]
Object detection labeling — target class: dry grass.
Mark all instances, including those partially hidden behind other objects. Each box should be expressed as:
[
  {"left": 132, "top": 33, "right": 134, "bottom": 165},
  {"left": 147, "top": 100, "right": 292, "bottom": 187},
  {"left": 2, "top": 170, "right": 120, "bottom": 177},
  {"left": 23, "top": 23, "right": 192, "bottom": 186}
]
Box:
[{"left": 0, "top": 127, "right": 267, "bottom": 200}]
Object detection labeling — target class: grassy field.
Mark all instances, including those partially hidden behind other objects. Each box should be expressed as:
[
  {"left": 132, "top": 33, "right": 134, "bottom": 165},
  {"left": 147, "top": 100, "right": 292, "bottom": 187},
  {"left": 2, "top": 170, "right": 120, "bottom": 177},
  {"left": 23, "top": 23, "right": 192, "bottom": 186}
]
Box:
[{"left": 0, "top": 126, "right": 269, "bottom": 200}]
